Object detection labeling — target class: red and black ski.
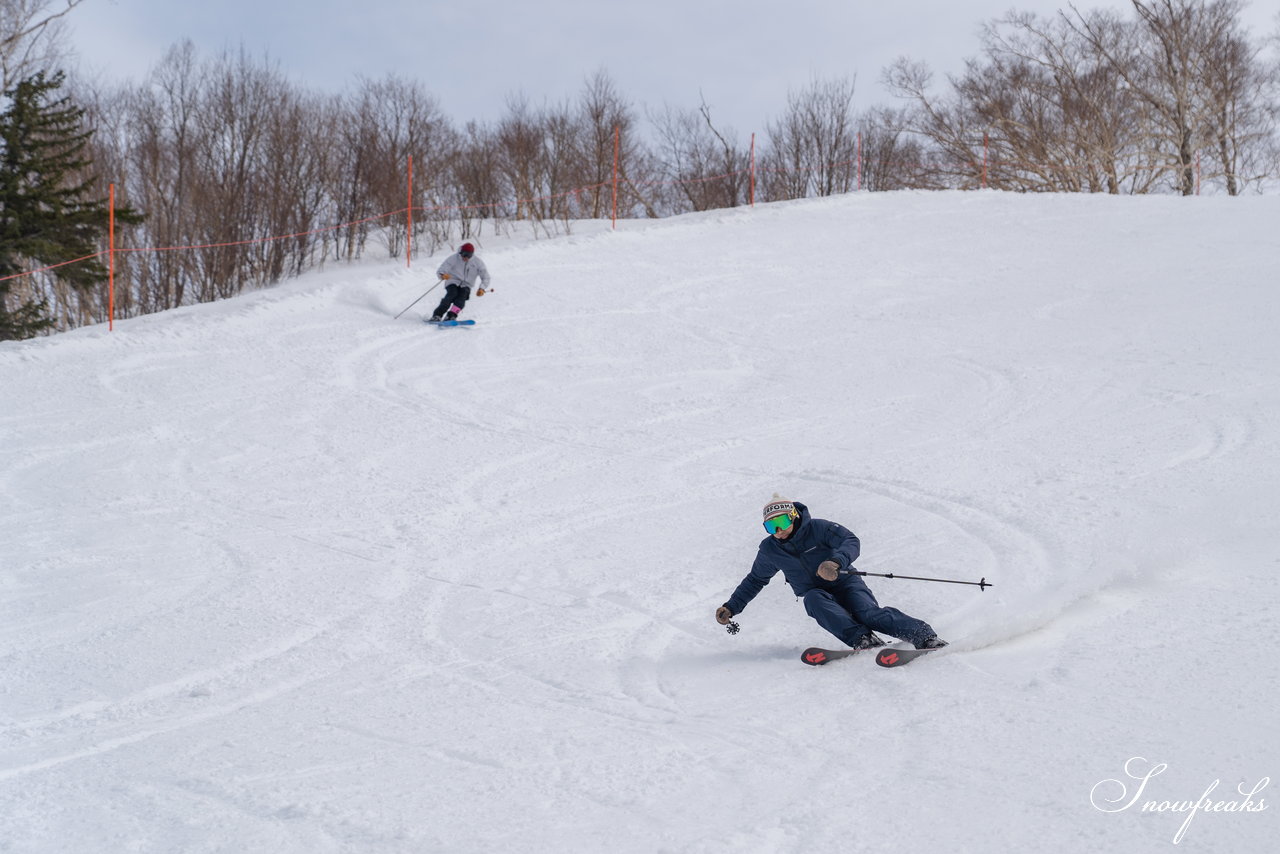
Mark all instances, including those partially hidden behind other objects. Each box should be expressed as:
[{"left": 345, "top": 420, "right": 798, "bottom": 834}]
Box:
[
  {"left": 801, "top": 647, "right": 866, "bottom": 666},
  {"left": 875, "top": 647, "right": 939, "bottom": 668}
]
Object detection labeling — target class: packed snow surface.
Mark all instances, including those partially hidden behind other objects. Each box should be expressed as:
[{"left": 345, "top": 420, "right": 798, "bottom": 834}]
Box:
[{"left": 2, "top": 191, "right": 1278, "bottom": 853}]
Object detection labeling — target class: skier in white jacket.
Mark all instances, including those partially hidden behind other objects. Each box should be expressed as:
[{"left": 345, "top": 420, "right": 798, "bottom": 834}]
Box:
[{"left": 430, "top": 243, "right": 491, "bottom": 322}]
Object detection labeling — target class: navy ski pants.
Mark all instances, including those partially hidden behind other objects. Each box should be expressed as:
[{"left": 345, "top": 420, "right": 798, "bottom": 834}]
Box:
[{"left": 802, "top": 578, "right": 935, "bottom": 647}]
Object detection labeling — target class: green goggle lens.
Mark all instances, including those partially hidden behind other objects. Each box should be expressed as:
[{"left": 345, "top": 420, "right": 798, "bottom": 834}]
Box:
[{"left": 763, "top": 514, "right": 793, "bottom": 534}]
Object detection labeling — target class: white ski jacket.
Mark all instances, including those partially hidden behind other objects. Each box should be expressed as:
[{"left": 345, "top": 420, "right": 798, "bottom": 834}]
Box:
[{"left": 436, "top": 252, "right": 491, "bottom": 290}]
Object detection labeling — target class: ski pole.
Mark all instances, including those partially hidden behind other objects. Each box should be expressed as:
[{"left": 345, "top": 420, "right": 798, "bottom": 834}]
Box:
[
  {"left": 394, "top": 281, "right": 442, "bottom": 319},
  {"left": 839, "top": 569, "right": 992, "bottom": 591}
]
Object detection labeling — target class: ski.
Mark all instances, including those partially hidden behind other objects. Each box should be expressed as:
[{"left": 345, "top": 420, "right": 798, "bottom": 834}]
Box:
[
  {"left": 426, "top": 318, "right": 476, "bottom": 327},
  {"left": 875, "top": 647, "right": 939, "bottom": 668},
  {"left": 801, "top": 647, "right": 867, "bottom": 666}
]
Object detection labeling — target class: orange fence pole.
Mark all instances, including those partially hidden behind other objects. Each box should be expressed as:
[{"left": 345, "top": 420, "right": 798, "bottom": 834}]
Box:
[
  {"left": 857, "top": 132, "right": 862, "bottom": 191},
  {"left": 613, "top": 126, "right": 623, "bottom": 229},
  {"left": 109, "top": 183, "right": 115, "bottom": 331},
  {"left": 982, "top": 133, "right": 989, "bottom": 189},
  {"left": 407, "top": 155, "right": 413, "bottom": 268}
]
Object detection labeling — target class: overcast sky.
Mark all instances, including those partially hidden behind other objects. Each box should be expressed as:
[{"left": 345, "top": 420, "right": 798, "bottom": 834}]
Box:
[{"left": 67, "top": 0, "right": 1280, "bottom": 135}]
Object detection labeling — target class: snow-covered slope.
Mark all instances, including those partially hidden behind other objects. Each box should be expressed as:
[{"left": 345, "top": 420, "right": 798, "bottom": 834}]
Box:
[{"left": 3, "top": 192, "right": 1277, "bottom": 853}]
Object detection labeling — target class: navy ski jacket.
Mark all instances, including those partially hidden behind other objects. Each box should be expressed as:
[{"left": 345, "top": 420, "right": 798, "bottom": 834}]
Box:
[{"left": 725, "top": 502, "right": 862, "bottom": 615}]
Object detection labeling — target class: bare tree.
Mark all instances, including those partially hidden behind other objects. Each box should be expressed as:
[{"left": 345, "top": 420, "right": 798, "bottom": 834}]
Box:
[
  {"left": 182, "top": 48, "right": 289, "bottom": 300},
  {"left": 495, "top": 94, "right": 550, "bottom": 222},
  {"left": 857, "top": 106, "right": 934, "bottom": 191},
  {"left": 883, "top": 59, "right": 989, "bottom": 189},
  {"left": 255, "top": 88, "right": 335, "bottom": 279},
  {"left": 330, "top": 74, "right": 455, "bottom": 260},
  {"left": 964, "top": 11, "right": 1152, "bottom": 192},
  {"left": 1, "top": 0, "right": 85, "bottom": 89},
  {"left": 1197, "top": 3, "right": 1276, "bottom": 193},
  {"left": 116, "top": 40, "right": 205, "bottom": 311},
  {"left": 541, "top": 100, "right": 586, "bottom": 225},
  {"left": 1066, "top": 0, "right": 1248, "bottom": 194},
  {"left": 761, "top": 76, "right": 859, "bottom": 200},
  {"left": 886, "top": 1, "right": 1275, "bottom": 194},
  {"left": 579, "top": 69, "right": 656, "bottom": 218},
  {"left": 450, "top": 119, "right": 503, "bottom": 239},
  {"left": 649, "top": 96, "right": 748, "bottom": 212}
]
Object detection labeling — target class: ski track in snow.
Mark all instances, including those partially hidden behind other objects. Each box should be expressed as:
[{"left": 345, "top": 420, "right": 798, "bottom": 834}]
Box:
[{"left": 3, "top": 193, "right": 1279, "bottom": 853}]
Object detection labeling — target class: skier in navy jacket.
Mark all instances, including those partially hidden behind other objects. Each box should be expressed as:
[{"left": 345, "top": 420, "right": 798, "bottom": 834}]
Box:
[{"left": 716, "top": 496, "right": 948, "bottom": 650}]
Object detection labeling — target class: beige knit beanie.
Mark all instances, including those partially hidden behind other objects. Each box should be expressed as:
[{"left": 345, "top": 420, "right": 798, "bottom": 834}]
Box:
[{"left": 762, "top": 493, "right": 797, "bottom": 521}]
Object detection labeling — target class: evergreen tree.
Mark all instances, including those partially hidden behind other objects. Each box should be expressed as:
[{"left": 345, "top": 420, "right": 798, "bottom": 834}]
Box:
[{"left": 0, "top": 70, "right": 137, "bottom": 340}]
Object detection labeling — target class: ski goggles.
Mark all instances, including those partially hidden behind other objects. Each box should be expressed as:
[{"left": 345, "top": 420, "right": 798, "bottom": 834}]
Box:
[{"left": 763, "top": 514, "right": 794, "bottom": 534}]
